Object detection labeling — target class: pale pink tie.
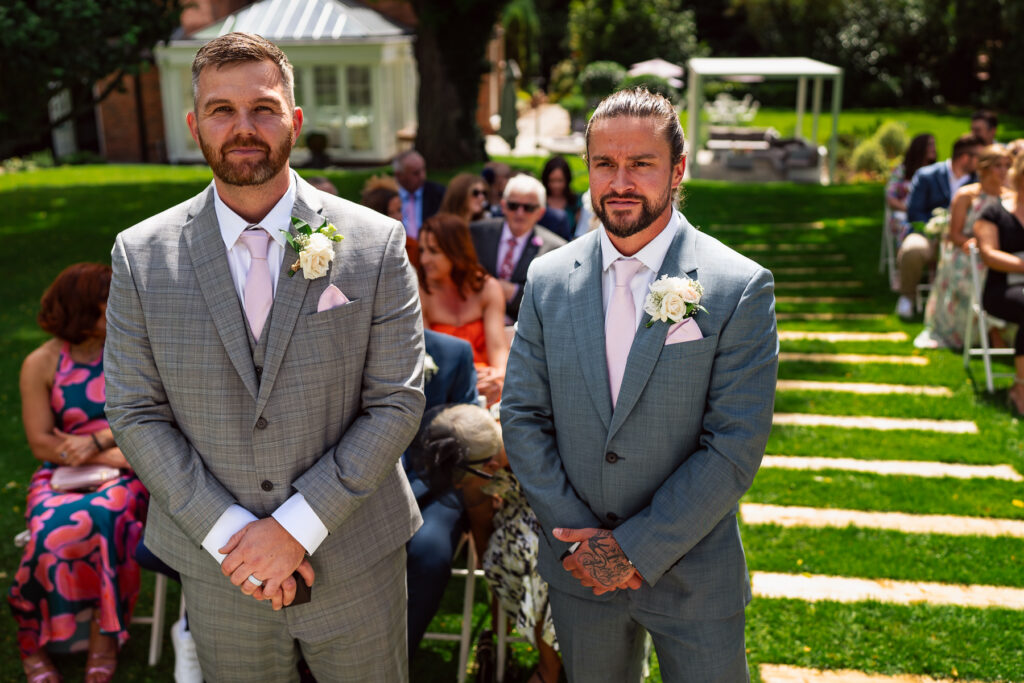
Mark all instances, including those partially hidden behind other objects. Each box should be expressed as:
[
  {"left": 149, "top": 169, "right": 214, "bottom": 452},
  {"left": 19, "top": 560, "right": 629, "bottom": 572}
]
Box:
[
  {"left": 498, "top": 235, "right": 518, "bottom": 280},
  {"left": 606, "top": 258, "right": 645, "bottom": 407},
  {"left": 240, "top": 228, "right": 272, "bottom": 340},
  {"left": 403, "top": 195, "right": 417, "bottom": 237}
]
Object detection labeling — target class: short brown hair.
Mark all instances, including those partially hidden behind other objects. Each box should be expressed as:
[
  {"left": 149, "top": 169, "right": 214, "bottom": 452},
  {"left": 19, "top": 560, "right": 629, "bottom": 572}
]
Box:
[
  {"left": 951, "top": 133, "right": 983, "bottom": 160},
  {"left": 585, "top": 88, "right": 687, "bottom": 166},
  {"left": 191, "top": 32, "right": 294, "bottom": 109},
  {"left": 417, "top": 213, "right": 487, "bottom": 300},
  {"left": 37, "top": 263, "right": 112, "bottom": 344},
  {"left": 440, "top": 173, "right": 487, "bottom": 221}
]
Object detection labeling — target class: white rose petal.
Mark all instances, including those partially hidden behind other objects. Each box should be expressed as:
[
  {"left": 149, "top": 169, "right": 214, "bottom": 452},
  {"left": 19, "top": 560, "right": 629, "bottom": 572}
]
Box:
[
  {"left": 661, "top": 292, "right": 686, "bottom": 321},
  {"left": 680, "top": 280, "right": 702, "bottom": 304},
  {"left": 300, "top": 233, "right": 334, "bottom": 279}
]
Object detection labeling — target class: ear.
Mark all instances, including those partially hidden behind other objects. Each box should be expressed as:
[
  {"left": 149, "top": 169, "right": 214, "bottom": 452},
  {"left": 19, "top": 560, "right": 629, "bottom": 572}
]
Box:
[
  {"left": 292, "top": 106, "right": 303, "bottom": 139},
  {"left": 672, "top": 156, "right": 686, "bottom": 189},
  {"left": 186, "top": 111, "right": 200, "bottom": 147}
]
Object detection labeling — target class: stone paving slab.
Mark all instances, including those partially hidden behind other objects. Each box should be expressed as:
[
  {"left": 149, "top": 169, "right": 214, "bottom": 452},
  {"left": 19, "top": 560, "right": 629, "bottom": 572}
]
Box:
[
  {"left": 761, "top": 455, "right": 1022, "bottom": 481},
  {"left": 752, "top": 571, "right": 1024, "bottom": 609},
  {"left": 779, "top": 352, "right": 928, "bottom": 365},
  {"left": 740, "top": 503, "right": 1024, "bottom": 538},
  {"left": 778, "top": 332, "right": 908, "bottom": 342},
  {"left": 775, "top": 281, "right": 864, "bottom": 289},
  {"left": 777, "top": 313, "right": 887, "bottom": 321},
  {"left": 773, "top": 413, "right": 978, "bottom": 434},
  {"left": 777, "top": 296, "right": 867, "bottom": 304},
  {"left": 773, "top": 266, "right": 854, "bottom": 275},
  {"left": 776, "top": 380, "right": 950, "bottom": 396},
  {"left": 761, "top": 664, "right": 988, "bottom": 683}
]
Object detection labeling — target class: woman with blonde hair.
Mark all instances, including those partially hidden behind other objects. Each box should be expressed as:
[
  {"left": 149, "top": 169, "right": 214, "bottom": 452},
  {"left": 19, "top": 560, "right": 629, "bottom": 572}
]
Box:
[
  {"left": 439, "top": 173, "right": 489, "bottom": 224},
  {"left": 921, "top": 144, "right": 1014, "bottom": 348}
]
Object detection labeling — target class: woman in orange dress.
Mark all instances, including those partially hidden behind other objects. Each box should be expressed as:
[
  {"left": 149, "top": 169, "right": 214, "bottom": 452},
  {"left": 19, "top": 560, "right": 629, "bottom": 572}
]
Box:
[{"left": 418, "top": 213, "right": 508, "bottom": 405}]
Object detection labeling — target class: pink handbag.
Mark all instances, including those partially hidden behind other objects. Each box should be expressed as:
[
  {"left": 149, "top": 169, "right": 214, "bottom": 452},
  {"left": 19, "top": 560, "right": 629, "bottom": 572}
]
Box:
[{"left": 50, "top": 465, "right": 121, "bottom": 492}]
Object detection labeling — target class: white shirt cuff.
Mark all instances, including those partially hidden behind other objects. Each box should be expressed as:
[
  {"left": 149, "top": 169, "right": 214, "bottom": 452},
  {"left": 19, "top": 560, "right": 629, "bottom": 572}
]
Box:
[
  {"left": 201, "top": 504, "right": 258, "bottom": 565},
  {"left": 272, "top": 493, "right": 329, "bottom": 555}
]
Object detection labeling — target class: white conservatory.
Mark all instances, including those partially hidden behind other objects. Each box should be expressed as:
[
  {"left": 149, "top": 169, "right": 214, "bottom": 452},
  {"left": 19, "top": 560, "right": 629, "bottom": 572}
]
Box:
[{"left": 155, "top": 0, "right": 418, "bottom": 165}]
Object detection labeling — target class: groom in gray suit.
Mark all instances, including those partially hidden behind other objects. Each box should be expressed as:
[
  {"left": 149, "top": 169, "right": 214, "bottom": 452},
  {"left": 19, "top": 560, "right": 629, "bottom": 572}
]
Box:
[
  {"left": 501, "top": 88, "right": 778, "bottom": 681},
  {"left": 104, "top": 33, "right": 423, "bottom": 681}
]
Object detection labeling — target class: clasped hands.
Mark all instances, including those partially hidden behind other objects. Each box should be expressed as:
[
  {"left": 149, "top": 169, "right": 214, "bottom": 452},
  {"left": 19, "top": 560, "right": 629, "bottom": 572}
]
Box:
[
  {"left": 219, "top": 517, "right": 315, "bottom": 610},
  {"left": 553, "top": 527, "right": 643, "bottom": 595}
]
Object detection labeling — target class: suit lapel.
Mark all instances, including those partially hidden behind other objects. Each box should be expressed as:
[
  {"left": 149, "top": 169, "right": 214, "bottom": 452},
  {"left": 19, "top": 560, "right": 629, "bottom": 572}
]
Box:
[
  {"left": 183, "top": 186, "right": 260, "bottom": 401},
  {"left": 480, "top": 222, "right": 502, "bottom": 273},
  {"left": 254, "top": 179, "right": 318, "bottom": 414},
  {"left": 569, "top": 235, "right": 612, "bottom": 431},
  {"left": 607, "top": 219, "right": 699, "bottom": 440}
]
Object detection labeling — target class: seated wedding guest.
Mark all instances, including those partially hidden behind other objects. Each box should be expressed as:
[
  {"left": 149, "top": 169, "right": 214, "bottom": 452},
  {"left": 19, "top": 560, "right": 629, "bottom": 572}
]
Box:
[
  {"left": 361, "top": 175, "right": 414, "bottom": 267},
  {"left": 409, "top": 404, "right": 562, "bottom": 683},
  {"left": 970, "top": 110, "right": 999, "bottom": 146},
  {"left": 897, "top": 133, "right": 982, "bottom": 319},
  {"left": 922, "top": 144, "right": 1013, "bottom": 348},
  {"left": 886, "top": 133, "right": 936, "bottom": 246},
  {"left": 1007, "top": 139, "right": 1024, "bottom": 160},
  {"left": 406, "top": 330, "right": 478, "bottom": 655},
  {"left": 542, "top": 156, "right": 581, "bottom": 228},
  {"left": 10, "top": 263, "right": 149, "bottom": 683},
  {"left": 974, "top": 152, "right": 1024, "bottom": 414},
  {"left": 418, "top": 213, "right": 509, "bottom": 405},
  {"left": 306, "top": 175, "right": 338, "bottom": 195},
  {"left": 573, "top": 189, "right": 596, "bottom": 238},
  {"left": 470, "top": 174, "right": 567, "bottom": 323},
  {"left": 440, "top": 172, "right": 489, "bottom": 225},
  {"left": 395, "top": 149, "right": 446, "bottom": 238},
  {"left": 483, "top": 162, "right": 512, "bottom": 217}
]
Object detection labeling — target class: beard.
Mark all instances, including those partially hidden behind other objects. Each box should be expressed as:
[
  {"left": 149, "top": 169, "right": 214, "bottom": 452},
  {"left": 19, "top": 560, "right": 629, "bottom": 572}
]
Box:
[
  {"left": 594, "top": 181, "right": 674, "bottom": 239},
  {"left": 198, "top": 130, "right": 293, "bottom": 187}
]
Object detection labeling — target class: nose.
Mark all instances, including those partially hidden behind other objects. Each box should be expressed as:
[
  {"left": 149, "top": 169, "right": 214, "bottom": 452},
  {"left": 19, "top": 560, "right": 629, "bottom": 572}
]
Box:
[{"left": 609, "top": 165, "right": 634, "bottom": 193}]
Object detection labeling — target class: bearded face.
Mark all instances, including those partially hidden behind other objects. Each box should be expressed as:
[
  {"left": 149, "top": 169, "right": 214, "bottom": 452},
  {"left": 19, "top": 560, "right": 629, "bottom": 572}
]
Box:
[{"left": 198, "top": 128, "right": 294, "bottom": 187}]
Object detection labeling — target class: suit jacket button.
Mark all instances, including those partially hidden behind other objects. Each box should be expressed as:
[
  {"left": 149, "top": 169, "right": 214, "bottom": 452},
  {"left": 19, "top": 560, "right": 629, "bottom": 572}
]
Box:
[
  {"left": 605, "top": 452, "right": 619, "bottom": 463},
  {"left": 255, "top": 417, "right": 268, "bottom": 429},
  {"left": 255, "top": 365, "right": 263, "bottom": 378},
  {"left": 261, "top": 480, "right": 273, "bottom": 492},
  {"left": 606, "top": 512, "right": 619, "bottom": 522}
]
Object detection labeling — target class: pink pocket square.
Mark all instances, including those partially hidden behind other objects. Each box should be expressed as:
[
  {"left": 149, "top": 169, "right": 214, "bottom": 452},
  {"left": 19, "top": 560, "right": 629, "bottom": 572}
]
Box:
[
  {"left": 665, "top": 318, "right": 703, "bottom": 345},
  {"left": 317, "top": 284, "right": 349, "bottom": 312}
]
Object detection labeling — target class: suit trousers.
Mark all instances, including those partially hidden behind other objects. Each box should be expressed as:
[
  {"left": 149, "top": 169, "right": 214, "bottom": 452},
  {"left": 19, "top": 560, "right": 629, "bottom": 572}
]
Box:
[
  {"left": 897, "top": 233, "right": 938, "bottom": 299},
  {"left": 183, "top": 546, "right": 408, "bottom": 683},
  {"left": 548, "top": 586, "right": 749, "bottom": 683}
]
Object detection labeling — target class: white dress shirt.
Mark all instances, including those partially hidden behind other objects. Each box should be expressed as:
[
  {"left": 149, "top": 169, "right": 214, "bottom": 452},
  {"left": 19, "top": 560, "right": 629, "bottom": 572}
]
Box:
[
  {"left": 946, "top": 159, "right": 972, "bottom": 199},
  {"left": 201, "top": 171, "right": 330, "bottom": 564},
  {"left": 599, "top": 211, "right": 681, "bottom": 330}
]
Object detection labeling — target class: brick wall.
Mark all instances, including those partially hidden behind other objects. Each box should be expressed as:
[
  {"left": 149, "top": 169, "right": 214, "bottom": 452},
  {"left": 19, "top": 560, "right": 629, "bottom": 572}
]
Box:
[{"left": 95, "top": 68, "right": 167, "bottom": 163}]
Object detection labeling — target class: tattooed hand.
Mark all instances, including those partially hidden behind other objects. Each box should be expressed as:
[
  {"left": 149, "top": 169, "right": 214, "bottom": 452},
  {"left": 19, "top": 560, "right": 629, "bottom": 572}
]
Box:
[{"left": 553, "top": 527, "right": 643, "bottom": 595}]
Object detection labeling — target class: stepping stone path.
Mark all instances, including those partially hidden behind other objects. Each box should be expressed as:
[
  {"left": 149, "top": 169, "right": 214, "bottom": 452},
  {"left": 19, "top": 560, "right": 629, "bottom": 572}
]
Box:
[{"left": 720, "top": 225, "right": 1022, "bottom": 680}]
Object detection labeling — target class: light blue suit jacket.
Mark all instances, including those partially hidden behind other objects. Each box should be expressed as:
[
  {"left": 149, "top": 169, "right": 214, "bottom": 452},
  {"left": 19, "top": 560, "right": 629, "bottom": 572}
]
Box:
[{"left": 501, "top": 215, "right": 778, "bottom": 619}]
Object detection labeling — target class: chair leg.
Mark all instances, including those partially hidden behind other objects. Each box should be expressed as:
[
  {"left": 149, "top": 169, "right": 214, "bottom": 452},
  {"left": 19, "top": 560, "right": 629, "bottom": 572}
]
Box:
[
  {"left": 148, "top": 573, "right": 167, "bottom": 666},
  {"left": 496, "top": 603, "right": 507, "bottom": 683},
  {"left": 457, "top": 535, "right": 478, "bottom": 683}
]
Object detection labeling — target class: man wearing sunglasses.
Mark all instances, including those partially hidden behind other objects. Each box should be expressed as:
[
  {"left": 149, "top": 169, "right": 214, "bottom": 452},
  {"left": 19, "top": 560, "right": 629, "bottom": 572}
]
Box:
[{"left": 470, "top": 174, "right": 567, "bottom": 323}]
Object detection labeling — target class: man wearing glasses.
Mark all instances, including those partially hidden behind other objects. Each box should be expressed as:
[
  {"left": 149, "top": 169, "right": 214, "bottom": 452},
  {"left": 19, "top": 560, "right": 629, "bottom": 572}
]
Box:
[{"left": 471, "top": 174, "right": 567, "bottom": 323}]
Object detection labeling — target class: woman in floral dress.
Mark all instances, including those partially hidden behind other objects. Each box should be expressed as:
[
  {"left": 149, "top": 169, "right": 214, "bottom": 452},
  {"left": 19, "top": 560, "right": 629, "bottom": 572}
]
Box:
[{"left": 10, "top": 263, "right": 149, "bottom": 683}]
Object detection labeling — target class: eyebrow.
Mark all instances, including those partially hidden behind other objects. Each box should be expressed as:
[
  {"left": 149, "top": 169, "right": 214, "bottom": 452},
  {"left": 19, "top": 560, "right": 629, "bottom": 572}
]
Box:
[
  {"left": 202, "top": 96, "right": 281, "bottom": 109},
  {"left": 590, "top": 153, "right": 660, "bottom": 161}
]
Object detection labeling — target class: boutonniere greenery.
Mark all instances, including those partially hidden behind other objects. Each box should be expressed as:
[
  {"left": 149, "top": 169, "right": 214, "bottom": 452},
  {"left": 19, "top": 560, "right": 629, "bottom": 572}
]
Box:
[
  {"left": 282, "top": 216, "right": 344, "bottom": 279},
  {"left": 424, "top": 353, "right": 439, "bottom": 383},
  {"left": 643, "top": 274, "right": 707, "bottom": 328}
]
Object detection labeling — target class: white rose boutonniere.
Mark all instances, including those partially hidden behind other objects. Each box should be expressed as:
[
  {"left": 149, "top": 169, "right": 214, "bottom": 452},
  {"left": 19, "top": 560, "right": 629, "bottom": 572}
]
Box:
[
  {"left": 922, "top": 207, "right": 950, "bottom": 238},
  {"left": 424, "top": 353, "right": 439, "bottom": 383},
  {"left": 643, "top": 275, "right": 707, "bottom": 327},
  {"left": 282, "top": 216, "right": 344, "bottom": 279}
]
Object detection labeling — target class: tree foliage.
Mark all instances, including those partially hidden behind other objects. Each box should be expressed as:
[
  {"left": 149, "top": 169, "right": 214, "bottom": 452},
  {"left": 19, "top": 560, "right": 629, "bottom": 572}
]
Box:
[
  {"left": 0, "top": 0, "right": 183, "bottom": 159},
  {"left": 408, "top": 0, "right": 511, "bottom": 169},
  {"left": 568, "top": 0, "right": 703, "bottom": 69}
]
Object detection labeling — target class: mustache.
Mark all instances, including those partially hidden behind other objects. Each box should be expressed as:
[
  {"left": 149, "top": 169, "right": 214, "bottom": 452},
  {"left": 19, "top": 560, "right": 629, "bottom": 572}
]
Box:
[
  {"left": 221, "top": 136, "right": 270, "bottom": 154},
  {"left": 600, "top": 192, "right": 647, "bottom": 204}
]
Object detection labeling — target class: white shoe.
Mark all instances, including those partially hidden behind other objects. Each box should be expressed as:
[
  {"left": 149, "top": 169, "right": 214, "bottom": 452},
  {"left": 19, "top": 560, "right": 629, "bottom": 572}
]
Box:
[
  {"left": 896, "top": 296, "right": 914, "bottom": 320},
  {"left": 171, "top": 617, "right": 204, "bottom": 683}
]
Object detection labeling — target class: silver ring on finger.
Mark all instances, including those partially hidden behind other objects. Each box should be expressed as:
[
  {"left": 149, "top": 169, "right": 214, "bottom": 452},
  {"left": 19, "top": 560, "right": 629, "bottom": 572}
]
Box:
[{"left": 247, "top": 574, "right": 263, "bottom": 587}]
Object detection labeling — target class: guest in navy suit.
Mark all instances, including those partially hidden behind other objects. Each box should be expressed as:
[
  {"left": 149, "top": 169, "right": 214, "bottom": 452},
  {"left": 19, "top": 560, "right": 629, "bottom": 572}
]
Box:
[
  {"left": 395, "top": 149, "right": 446, "bottom": 240},
  {"left": 406, "top": 329, "right": 478, "bottom": 654},
  {"left": 897, "top": 133, "right": 981, "bottom": 319}
]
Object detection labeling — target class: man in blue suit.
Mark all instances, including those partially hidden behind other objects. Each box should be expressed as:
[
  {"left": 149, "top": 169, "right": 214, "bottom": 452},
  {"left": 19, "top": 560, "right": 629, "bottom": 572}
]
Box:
[
  {"left": 897, "top": 133, "right": 981, "bottom": 318},
  {"left": 502, "top": 89, "right": 778, "bottom": 681},
  {"left": 405, "top": 329, "right": 478, "bottom": 654}
]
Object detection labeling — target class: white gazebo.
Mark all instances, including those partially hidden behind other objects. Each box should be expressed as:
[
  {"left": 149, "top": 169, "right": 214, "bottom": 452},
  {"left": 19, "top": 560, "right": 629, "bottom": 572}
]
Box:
[
  {"left": 685, "top": 57, "right": 843, "bottom": 182},
  {"left": 155, "top": 0, "right": 417, "bottom": 165}
]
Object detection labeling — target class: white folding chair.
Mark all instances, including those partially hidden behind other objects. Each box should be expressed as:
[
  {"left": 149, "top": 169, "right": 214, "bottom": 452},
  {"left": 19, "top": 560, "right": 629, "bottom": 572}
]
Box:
[
  {"left": 423, "top": 533, "right": 484, "bottom": 683},
  {"left": 880, "top": 207, "right": 899, "bottom": 291},
  {"left": 963, "top": 243, "right": 1015, "bottom": 392}
]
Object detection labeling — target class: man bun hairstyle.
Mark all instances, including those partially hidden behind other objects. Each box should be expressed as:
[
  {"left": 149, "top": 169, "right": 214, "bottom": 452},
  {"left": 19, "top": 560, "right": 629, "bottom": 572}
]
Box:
[
  {"left": 584, "top": 87, "right": 687, "bottom": 166},
  {"left": 191, "top": 32, "right": 294, "bottom": 109}
]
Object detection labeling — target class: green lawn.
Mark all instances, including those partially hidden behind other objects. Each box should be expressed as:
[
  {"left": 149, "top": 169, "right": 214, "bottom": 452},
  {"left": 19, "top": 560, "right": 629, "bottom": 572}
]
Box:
[{"left": 1, "top": 162, "right": 1021, "bottom": 681}]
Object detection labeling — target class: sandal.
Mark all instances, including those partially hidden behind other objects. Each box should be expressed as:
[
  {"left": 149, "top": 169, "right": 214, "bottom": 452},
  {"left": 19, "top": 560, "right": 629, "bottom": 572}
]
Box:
[
  {"left": 85, "top": 651, "right": 117, "bottom": 683},
  {"left": 21, "top": 652, "right": 61, "bottom": 683}
]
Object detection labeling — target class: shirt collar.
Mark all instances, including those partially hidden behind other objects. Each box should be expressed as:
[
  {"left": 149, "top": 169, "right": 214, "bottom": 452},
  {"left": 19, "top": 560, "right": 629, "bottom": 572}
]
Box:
[
  {"left": 600, "top": 210, "right": 681, "bottom": 275},
  {"left": 214, "top": 171, "right": 296, "bottom": 251},
  {"left": 398, "top": 186, "right": 422, "bottom": 202},
  {"left": 500, "top": 222, "right": 529, "bottom": 245}
]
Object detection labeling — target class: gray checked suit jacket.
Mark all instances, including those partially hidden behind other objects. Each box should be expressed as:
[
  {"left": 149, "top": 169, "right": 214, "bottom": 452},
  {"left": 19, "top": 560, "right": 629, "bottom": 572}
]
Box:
[
  {"left": 501, "top": 214, "right": 778, "bottom": 621},
  {"left": 104, "top": 176, "right": 425, "bottom": 635}
]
